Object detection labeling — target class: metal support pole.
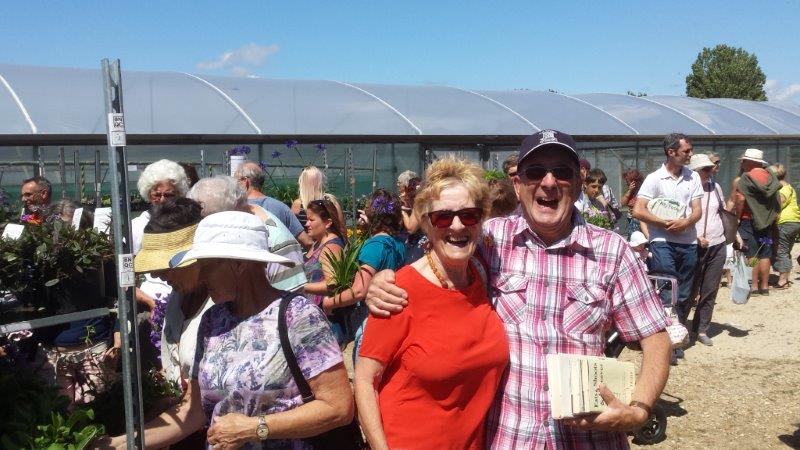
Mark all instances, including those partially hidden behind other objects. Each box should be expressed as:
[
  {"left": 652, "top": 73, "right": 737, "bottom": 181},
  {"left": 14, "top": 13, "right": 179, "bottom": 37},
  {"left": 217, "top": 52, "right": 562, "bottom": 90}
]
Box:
[
  {"left": 371, "top": 146, "right": 378, "bottom": 191},
  {"left": 73, "top": 151, "right": 81, "bottom": 202},
  {"left": 348, "top": 146, "right": 356, "bottom": 222},
  {"left": 101, "top": 58, "right": 146, "bottom": 450},
  {"left": 34, "top": 146, "right": 44, "bottom": 177},
  {"left": 94, "top": 150, "right": 102, "bottom": 206},
  {"left": 200, "top": 148, "right": 207, "bottom": 178},
  {"left": 58, "top": 147, "right": 67, "bottom": 199}
]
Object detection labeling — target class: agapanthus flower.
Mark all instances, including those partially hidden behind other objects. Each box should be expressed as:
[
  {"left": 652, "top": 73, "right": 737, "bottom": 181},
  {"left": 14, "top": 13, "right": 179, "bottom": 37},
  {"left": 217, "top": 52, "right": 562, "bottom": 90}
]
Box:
[
  {"left": 227, "top": 145, "right": 251, "bottom": 156},
  {"left": 259, "top": 160, "right": 269, "bottom": 170},
  {"left": 271, "top": 151, "right": 282, "bottom": 159},
  {"left": 285, "top": 140, "right": 299, "bottom": 149},
  {"left": 149, "top": 293, "right": 169, "bottom": 352},
  {"left": 315, "top": 144, "right": 327, "bottom": 153}
]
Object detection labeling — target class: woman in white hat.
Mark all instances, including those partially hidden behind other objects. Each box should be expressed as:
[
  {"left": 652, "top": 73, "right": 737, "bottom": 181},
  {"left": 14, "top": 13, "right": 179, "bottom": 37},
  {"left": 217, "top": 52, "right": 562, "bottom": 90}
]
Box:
[
  {"left": 106, "top": 211, "right": 353, "bottom": 449},
  {"left": 687, "top": 153, "right": 728, "bottom": 346}
]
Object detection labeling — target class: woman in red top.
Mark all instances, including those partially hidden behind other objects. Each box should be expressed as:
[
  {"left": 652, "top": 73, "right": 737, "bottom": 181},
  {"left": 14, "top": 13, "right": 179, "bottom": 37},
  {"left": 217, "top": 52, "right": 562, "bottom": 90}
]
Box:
[{"left": 354, "top": 157, "right": 509, "bottom": 450}]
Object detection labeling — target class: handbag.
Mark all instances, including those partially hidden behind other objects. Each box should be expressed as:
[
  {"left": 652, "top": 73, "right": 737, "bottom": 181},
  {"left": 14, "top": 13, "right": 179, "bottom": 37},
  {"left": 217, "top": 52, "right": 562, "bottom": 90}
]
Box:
[
  {"left": 713, "top": 184, "right": 738, "bottom": 245},
  {"left": 278, "top": 294, "right": 365, "bottom": 450}
]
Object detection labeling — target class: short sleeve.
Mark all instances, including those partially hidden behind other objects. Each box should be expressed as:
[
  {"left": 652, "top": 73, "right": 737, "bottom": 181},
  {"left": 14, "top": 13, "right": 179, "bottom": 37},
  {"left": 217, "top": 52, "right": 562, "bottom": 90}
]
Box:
[
  {"left": 690, "top": 173, "right": 704, "bottom": 200},
  {"left": 358, "top": 298, "right": 412, "bottom": 365},
  {"left": 636, "top": 173, "right": 658, "bottom": 200},
  {"left": 358, "top": 238, "right": 386, "bottom": 271},
  {"left": 273, "top": 200, "right": 304, "bottom": 237},
  {"left": 285, "top": 295, "right": 343, "bottom": 380},
  {"left": 610, "top": 243, "right": 670, "bottom": 342}
]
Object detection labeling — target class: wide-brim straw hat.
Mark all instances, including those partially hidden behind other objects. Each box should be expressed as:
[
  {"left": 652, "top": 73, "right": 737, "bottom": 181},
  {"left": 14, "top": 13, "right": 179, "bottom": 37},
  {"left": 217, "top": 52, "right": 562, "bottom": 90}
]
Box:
[
  {"left": 134, "top": 223, "right": 198, "bottom": 273},
  {"left": 688, "top": 153, "right": 715, "bottom": 171},
  {"left": 170, "top": 211, "right": 295, "bottom": 268}
]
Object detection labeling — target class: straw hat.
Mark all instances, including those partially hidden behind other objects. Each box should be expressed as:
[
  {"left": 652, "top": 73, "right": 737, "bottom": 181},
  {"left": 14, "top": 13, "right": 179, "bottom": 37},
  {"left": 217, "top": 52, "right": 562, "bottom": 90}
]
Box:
[
  {"left": 739, "top": 148, "right": 767, "bottom": 165},
  {"left": 134, "top": 223, "right": 198, "bottom": 273},
  {"left": 170, "top": 211, "right": 295, "bottom": 268}
]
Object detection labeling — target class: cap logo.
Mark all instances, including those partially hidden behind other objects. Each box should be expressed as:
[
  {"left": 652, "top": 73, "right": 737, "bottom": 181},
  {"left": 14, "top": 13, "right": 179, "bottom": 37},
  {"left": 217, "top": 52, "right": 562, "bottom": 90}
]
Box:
[{"left": 540, "top": 130, "right": 557, "bottom": 144}]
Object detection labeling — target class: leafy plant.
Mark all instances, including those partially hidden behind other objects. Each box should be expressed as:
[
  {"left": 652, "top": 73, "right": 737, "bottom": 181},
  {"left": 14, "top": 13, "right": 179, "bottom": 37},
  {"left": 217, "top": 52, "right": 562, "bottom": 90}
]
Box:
[
  {"left": 33, "top": 409, "right": 104, "bottom": 450},
  {"left": 582, "top": 211, "right": 614, "bottom": 230},
  {"left": 484, "top": 169, "right": 506, "bottom": 182},
  {"left": 263, "top": 183, "right": 298, "bottom": 207},
  {"left": 323, "top": 234, "right": 365, "bottom": 296},
  {"left": 685, "top": 44, "right": 767, "bottom": 100}
]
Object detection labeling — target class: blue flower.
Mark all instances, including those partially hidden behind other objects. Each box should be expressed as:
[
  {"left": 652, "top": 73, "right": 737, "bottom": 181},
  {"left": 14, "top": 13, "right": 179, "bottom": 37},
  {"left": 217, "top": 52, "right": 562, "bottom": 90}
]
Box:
[
  {"left": 285, "top": 140, "right": 299, "bottom": 149},
  {"left": 227, "top": 145, "right": 251, "bottom": 156},
  {"left": 259, "top": 160, "right": 269, "bottom": 170},
  {"left": 315, "top": 143, "right": 326, "bottom": 152},
  {"left": 271, "top": 151, "right": 282, "bottom": 159}
]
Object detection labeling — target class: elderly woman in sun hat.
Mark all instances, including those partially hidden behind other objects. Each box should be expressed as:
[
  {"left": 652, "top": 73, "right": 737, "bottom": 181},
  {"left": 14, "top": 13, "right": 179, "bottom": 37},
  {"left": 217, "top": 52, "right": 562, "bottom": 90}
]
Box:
[
  {"left": 109, "top": 211, "right": 353, "bottom": 449},
  {"left": 354, "top": 157, "right": 509, "bottom": 450}
]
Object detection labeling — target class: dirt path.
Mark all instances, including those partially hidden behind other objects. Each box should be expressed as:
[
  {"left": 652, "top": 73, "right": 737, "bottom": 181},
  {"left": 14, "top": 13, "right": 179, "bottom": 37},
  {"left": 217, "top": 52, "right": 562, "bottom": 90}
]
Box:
[{"left": 624, "top": 250, "right": 800, "bottom": 449}]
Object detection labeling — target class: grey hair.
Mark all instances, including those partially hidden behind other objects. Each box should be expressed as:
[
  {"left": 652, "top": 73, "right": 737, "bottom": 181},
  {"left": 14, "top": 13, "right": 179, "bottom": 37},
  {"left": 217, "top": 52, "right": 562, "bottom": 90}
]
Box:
[
  {"left": 396, "top": 170, "right": 419, "bottom": 190},
  {"left": 234, "top": 161, "right": 266, "bottom": 188},
  {"left": 187, "top": 175, "right": 248, "bottom": 217},
  {"left": 137, "top": 159, "right": 190, "bottom": 199},
  {"left": 22, "top": 176, "right": 52, "bottom": 195}
]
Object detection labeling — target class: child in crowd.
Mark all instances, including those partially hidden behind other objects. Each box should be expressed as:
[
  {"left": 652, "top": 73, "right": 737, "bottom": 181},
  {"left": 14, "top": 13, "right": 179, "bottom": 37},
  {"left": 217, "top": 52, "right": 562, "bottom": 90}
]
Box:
[{"left": 629, "top": 231, "right": 650, "bottom": 271}]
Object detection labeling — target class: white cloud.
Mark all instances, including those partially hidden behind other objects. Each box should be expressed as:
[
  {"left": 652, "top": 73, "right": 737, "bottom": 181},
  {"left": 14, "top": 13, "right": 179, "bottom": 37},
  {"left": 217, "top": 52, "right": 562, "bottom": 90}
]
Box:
[
  {"left": 196, "top": 43, "right": 279, "bottom": 76},
  {"left": 765, "top": 79, "right": 800, "bottom": 102}
]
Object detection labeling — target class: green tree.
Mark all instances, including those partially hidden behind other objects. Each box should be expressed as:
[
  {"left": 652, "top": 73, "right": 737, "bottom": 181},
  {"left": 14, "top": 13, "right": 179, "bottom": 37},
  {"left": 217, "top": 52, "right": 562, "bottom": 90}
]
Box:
[{"left": 685, "top": 44, "right": 767, "bottom": 100}]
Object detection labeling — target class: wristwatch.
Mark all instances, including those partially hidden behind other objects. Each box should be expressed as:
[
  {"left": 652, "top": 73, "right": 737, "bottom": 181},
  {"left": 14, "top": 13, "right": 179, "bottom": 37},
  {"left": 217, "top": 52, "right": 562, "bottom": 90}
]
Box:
[{"left": 256, "top": 414, "right": 269, "bottom": 440}]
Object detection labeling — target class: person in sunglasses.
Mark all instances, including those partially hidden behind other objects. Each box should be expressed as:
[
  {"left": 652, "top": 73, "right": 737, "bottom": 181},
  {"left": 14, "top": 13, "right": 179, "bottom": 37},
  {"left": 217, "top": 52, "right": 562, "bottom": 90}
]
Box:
[
  {"left": 365, "top": 130, "right": 672, "bottom": 449},
  {"left": 354, "top": 157, "right": 509, "bottom": 450}
]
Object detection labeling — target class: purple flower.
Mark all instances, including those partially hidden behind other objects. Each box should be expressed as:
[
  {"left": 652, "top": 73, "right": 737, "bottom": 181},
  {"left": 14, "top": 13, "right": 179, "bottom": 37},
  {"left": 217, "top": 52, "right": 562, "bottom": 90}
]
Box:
[
  {"left": 315, "top": 144, "right": 326, "bottom": 152},
  {"left": 149, "top": 293, "right": 169, "bottom": 353},
  {"left": 285, "top": 140, "right": 299, "bottom": 149},
  {"left": 259, "top": 160, "right": 269, "bottom": 170},
  {"left": 227, "top": 145, "right": 251, "bottom": 156},
  {"left": 758, "top": 237, "right": 774, "bottom": 246},
  {"left": 271, "top": 151, "right": 282, "bottom": 159}
]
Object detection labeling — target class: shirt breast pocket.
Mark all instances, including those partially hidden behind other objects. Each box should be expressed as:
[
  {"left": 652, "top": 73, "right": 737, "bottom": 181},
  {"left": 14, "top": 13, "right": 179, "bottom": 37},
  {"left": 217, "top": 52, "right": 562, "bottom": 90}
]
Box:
[
  {"left": 563, "top": 283, "right": 610, "bottom": 344},
  {"left": 493, "top": 275, "right": 529, "bottom": 325}
]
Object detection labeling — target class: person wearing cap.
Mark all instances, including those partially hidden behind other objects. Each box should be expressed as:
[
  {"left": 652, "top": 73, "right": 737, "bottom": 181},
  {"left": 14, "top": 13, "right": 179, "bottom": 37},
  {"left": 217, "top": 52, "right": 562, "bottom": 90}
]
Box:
[
  {"left": 365, "top": 130, "right": 671, "bottom": 449},
  {"left": 629, "top": 230, "right": 650, "bottom": 269},
  {"left": 729, "top": 148, "right": 781, "bottom": 296},
  {"left": 769, "top": 163, "right": 800, "bottom": 289},
  {"left": 632, "top": 133, "right": 703, "bottom": 355},
  {"left": 112, "top": 211, "right": 352, "bottom": 449},
  {"left": 687, "top": 154, "right": 728, "bottom": 346}
]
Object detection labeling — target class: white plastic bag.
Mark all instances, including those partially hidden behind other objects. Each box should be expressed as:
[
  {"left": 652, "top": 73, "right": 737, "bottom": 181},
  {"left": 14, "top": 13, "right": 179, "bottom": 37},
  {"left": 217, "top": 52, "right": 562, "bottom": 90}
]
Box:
[
  {"left": 730, "top": 251, "right": 752, "bottom": 305},
  {"left": 664, "top": 307, "right": 689, "bottom": 346}
]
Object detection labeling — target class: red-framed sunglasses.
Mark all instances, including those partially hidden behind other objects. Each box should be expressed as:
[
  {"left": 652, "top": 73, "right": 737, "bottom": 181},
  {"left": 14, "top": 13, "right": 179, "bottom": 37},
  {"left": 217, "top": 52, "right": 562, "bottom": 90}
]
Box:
[{"left": 427, "top": 207, "right": 483, "bottom": 228}]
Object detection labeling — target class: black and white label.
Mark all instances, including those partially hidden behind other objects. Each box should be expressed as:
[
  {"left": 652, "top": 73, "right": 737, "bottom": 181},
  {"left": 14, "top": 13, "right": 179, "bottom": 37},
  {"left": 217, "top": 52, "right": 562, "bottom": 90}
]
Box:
[
  {"left": 118, "top": 253, "right": 135, "bottom": 287},
  {"left": 107, "top": 113, "right": 127, "bottom": 146}
]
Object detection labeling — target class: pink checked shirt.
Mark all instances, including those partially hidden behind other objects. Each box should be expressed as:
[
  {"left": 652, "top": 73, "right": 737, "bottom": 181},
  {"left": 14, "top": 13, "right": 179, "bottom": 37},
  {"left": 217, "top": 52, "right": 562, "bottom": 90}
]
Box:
[{"left": 480, "top": 213, "right": 669, "bottom": 450}]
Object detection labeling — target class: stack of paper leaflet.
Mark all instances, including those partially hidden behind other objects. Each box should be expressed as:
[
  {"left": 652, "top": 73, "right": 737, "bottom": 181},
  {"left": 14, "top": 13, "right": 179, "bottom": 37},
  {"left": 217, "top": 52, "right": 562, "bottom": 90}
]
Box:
[{"left": 546, "top": 354, "right": 636, "bottom": 419}]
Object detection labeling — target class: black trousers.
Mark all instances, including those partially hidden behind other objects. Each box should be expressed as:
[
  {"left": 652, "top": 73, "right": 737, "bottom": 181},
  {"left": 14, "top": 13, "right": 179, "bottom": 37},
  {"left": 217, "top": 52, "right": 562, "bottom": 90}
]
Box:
[{"left": 688, "top": 242, "right": 726, "bottom": 334}]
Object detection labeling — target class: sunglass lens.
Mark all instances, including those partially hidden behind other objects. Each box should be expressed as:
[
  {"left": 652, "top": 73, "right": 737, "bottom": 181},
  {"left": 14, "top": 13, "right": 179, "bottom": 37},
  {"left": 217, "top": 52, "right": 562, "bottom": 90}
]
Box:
[
  {"left": 429, "top": 211, "right": 455, "bottom": 228},
  {"left": 458, "top": 209, "right": 482, "bottom": 226},
  {"left": 551, "top": 167, "right": 574, "bottom": 180},
  {"left": 523, "top": 166, "right": 548, "bottom": 181}
]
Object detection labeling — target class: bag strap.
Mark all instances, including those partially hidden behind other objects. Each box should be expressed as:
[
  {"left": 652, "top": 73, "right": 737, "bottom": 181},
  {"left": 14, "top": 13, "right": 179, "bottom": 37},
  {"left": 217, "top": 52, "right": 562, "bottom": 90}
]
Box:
[
  {"left": 278, "top": 293, "right": 315, "bottom": 403},
  {"left": 702, "top": 181, "right": 712, "bottom": 237},
  {"left": 712, "top": 183, "right": 727, "bottom": 215},
  {"left": 470, "top": 255, "right": 488, "bottom": 292}
]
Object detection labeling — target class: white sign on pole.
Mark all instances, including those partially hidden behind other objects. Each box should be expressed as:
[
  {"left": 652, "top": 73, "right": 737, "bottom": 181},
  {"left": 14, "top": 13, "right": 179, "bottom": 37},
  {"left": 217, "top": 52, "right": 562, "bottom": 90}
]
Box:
[
  {"left": 93, "top": 207, "right": 112, "bottom": 234},
  {"left": 118, "top": 253, "right": 136, "bottom": 287},
  {"left": 1, "top": 223, "right": 25, "bottom": 240},
  {"left": 71, "top": 208, "right": 84, "bottom": 229},
  {"left": 107, "top": 113, "right": 127, "bottom": 146}
]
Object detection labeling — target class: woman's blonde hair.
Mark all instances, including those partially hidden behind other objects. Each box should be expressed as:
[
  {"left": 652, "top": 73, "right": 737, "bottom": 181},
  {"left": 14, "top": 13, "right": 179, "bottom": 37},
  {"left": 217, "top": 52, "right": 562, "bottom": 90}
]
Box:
[
  {"left": 770, "top": 163, "right": 787, "bottom": 180},
  {"left": 413, "top": 156, "right": 490, "bottom": 226},
  {"left": 298, "top": 166, "right": 327, "bottom": 210}
]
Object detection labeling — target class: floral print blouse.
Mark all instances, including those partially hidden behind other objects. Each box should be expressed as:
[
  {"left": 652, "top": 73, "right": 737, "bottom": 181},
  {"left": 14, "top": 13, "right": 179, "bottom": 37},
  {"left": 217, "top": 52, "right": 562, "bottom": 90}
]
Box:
[{"left": 193, "top": 294, "right": 342, "bottom": 449}]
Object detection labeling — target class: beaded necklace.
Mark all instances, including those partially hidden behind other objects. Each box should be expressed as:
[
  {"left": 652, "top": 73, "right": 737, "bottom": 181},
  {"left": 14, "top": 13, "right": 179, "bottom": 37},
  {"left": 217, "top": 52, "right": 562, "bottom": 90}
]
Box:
[{"left": 426, "top": 251, "right": 471, "bottom": 289}]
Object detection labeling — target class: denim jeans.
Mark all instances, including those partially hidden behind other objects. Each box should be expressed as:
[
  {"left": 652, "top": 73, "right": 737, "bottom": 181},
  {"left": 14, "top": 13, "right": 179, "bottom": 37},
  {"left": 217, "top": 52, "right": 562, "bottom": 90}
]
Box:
[{"left": 648, "top": 241, "right": 699, "bottom": 326}]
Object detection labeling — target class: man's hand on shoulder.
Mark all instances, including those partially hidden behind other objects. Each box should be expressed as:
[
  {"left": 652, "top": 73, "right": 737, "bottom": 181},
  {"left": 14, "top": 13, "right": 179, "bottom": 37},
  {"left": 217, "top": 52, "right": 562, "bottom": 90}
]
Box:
[
  {"left": 365, "top": 270, "right": 407, "bottom": 317},
  {"left": 562, "top": 384, "right": 650, "bottom": 432}
]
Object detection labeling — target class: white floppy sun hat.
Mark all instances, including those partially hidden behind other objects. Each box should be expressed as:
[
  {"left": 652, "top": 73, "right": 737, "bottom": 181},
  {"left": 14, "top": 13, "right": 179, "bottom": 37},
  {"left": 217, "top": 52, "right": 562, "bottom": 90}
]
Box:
[
  {"left": 739, "top": 148, "right": 767, "bottom": 165},
  {"left": 170, "top": 211, "right": 295, "bottom": 268}
]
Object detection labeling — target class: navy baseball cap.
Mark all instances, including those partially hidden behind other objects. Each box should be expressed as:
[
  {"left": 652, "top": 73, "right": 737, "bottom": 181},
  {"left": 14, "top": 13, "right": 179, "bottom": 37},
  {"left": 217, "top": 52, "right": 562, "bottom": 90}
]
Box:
[{"left": 517, "top": 129, "right": 579, "bottom": 167}]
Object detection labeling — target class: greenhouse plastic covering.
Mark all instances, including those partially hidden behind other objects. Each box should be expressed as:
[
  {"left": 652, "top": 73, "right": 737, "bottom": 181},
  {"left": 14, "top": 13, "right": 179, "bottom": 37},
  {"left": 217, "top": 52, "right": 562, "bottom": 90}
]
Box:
[{"left": 1, "top": 63, "right": 799, "bottom": 137}]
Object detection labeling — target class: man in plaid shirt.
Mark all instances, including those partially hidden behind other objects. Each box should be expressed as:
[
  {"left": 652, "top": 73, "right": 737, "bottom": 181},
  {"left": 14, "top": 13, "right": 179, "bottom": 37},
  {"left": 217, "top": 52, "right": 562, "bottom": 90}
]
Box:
[{"left": 367, "top": 130, "right": 671, "bottom": 449}]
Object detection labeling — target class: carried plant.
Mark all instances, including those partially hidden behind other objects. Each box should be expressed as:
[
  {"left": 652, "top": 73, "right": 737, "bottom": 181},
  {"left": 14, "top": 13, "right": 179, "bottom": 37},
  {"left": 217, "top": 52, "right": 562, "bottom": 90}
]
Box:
[
  {"left": 747, "top": 237, "right": 773, "bottom": 267},
  {"left": 582, "top": 209, "right": 615, "bottom": 230},
  {"left": 323, "top": 233, "right": 365, "bottom": 296}
]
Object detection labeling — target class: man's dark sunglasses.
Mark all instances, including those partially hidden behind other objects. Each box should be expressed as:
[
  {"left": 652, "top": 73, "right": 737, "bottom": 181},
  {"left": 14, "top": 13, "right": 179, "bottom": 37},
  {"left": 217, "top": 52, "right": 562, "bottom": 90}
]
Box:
[
  {"left": 427, "top": 207, "right": 483, "bottom": 228},
  {"left": 520, "top": 165, "right": 575, "bottom": 182}
]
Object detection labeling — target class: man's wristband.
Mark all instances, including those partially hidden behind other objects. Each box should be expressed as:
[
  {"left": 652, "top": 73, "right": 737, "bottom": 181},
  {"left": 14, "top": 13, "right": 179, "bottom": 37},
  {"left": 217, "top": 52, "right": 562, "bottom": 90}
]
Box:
[{"left": 629, "top": 401, "right": 652, "bottom": 417}]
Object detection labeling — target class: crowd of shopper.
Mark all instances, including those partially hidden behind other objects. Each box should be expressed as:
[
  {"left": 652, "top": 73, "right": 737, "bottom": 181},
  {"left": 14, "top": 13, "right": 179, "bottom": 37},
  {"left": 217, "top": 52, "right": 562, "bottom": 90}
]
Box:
[{"left": 9, "top": 127, "right": 798, "bottom": 449}]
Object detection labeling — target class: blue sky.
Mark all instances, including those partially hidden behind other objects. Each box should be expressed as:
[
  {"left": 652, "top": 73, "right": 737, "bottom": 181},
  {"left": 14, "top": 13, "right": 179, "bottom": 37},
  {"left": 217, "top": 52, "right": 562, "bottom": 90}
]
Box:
[{"left": 3, "top": 1, "right": 799, "bottom": 102}]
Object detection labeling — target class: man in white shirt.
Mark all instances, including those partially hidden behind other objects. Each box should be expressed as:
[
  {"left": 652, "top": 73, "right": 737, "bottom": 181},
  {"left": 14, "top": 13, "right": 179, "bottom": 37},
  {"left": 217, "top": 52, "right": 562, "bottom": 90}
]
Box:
[{"left": 633, "top": 133, "right": 703, "bottom": 360}]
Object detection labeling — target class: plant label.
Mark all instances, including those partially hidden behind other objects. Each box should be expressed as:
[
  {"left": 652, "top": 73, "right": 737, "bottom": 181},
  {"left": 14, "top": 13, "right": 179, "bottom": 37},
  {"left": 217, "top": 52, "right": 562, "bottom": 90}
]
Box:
[
  {"left": 1, "top": 223, "right": 24, "bottom": 240},
  {"left": 93, "top": 207, "right": 112, "bottom": 234},
  {"left": 118, "top": 253, "right": 135, "bottom": 287},
  {"left": 71, "top": 208, "right": 83, "bottom": 229},
  {"left": 107, "top": 113, "right": 127, "bottom": 147}
]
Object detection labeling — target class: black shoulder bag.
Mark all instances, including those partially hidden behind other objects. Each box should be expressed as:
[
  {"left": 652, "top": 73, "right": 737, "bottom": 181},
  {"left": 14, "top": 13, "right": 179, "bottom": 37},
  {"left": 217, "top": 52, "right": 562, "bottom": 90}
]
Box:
[{"left": 277, "top": 294, "right": 365, "bottom": 450}]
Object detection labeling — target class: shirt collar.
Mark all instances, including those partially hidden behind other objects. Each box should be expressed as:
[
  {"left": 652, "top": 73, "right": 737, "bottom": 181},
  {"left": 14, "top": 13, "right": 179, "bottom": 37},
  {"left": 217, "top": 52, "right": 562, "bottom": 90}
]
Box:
[
  {"left": 512, "top": 209, "right": 592, "bottom": 250},
  {"left": 656, "top": 163, "right": 691, "bottom": 181}
]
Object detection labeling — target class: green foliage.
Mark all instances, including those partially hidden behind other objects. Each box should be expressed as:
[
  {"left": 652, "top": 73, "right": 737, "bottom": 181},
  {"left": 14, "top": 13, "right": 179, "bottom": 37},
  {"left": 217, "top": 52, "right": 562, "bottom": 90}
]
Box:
[
  {"left": 582, "top": 212, "right": 614, "bottom": 230},
  {"left": 263, "top": 183, "right": 299, "bottom": 207},
  {"left": 0, "top": 219, "right": 113, "bottom": 306},
  {"left": 484, "top": 170, "right": 506, "bottom": 182},
  {"left": 33, "top": 408, "right": 104, "bottom": 450},
  {"left": 685, "top": 44, "right": 767, "bottom": 100},
  {"left": 323, "top": 235, "right": 365, "bottom": 296}
]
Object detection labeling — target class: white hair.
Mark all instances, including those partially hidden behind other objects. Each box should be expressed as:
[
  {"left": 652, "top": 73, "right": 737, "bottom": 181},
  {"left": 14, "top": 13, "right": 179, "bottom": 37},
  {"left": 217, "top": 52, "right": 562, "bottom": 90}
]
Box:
[
  {"left": 298, "top": 166, "right": 327, "bottom": 210},
  {"left": 137, "top": 159, "right": 190, "bottom": 200},
  {"left": 187, "top": 175, "right": 248, "bottom": 217},
  {"left": 396, "top": 170, "right": 419, "bottom": 190}
]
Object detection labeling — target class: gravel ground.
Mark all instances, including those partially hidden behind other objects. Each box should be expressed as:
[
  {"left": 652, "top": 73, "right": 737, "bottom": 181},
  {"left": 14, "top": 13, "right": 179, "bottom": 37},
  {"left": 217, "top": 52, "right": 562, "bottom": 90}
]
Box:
[{"left": 623, "top": 250, "right": 800, "bottom": 449}]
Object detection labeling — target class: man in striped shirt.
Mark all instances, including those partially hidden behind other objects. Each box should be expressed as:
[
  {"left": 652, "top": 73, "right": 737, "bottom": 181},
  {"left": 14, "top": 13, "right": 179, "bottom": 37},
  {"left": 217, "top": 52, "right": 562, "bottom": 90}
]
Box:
[{"left": 367, "top": 130, "right": 671, "bottom": 449}]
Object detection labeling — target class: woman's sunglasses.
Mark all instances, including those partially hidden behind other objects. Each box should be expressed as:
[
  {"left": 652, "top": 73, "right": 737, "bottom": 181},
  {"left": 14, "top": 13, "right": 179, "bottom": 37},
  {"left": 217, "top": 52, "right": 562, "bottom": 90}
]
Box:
[
  {"left": 427, "top": 207, "right": 483, "bottom": 228},
  {"left": 520, "top": 165, "right": 575, "bottom": 182}
]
